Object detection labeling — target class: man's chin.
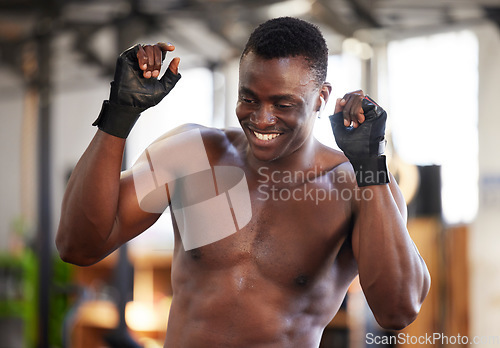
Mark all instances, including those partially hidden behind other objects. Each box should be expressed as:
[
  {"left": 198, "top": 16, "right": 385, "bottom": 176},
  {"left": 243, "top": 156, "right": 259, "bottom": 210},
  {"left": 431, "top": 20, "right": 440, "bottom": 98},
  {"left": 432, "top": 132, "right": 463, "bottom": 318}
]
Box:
[{"left": 248, "top": 146, "right": 280, "bottom": 163}]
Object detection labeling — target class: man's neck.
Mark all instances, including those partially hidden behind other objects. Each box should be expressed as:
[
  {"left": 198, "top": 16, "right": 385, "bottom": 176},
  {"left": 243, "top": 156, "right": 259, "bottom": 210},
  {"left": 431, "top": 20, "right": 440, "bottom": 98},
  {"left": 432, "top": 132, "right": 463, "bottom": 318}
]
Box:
[{"left": 246, "top": 135, "right": 320, "bottom": 177}]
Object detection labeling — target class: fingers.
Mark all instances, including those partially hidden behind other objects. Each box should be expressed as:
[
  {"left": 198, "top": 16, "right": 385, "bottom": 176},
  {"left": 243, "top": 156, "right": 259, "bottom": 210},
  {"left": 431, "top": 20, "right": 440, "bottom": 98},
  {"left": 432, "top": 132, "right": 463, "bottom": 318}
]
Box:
[
  {"left": 340, "top": 91, "right": 365, "bottom": 128},
  {"left": 334, "top": 98, "right": 345, "bottom": 114},
  {"left": 168, "top": 57, "right": 181, "bottom": 75},
  {"left": 137, "top": 42, "right": 177, "bottom": 79},
  {"left": 157, "top": 42, "right": 176, "bottom": 53}
]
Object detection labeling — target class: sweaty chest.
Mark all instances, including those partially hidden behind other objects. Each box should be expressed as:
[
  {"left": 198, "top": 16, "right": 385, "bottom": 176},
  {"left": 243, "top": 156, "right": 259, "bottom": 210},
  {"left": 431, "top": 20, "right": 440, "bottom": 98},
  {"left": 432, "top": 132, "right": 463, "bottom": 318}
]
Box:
[{"left": 175, "top": 176, "right": 352, "bottom": 289}]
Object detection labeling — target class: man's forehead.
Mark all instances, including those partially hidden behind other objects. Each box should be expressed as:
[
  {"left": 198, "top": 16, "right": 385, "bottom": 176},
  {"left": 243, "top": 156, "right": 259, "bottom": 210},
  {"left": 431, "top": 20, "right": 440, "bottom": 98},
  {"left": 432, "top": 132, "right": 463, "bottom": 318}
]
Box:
[
  {"left": 240, "top": 51, "right": 310, "bottom": 69},
  {"left": 239, "top": 52, "right": 317, "bottom": 87}
]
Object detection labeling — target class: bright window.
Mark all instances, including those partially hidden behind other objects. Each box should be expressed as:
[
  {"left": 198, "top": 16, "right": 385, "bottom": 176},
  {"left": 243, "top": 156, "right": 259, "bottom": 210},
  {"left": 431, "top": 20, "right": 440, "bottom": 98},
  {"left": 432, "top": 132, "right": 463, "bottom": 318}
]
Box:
[{"left": 386, "top": 30, "right": 479, "bottom": 224}]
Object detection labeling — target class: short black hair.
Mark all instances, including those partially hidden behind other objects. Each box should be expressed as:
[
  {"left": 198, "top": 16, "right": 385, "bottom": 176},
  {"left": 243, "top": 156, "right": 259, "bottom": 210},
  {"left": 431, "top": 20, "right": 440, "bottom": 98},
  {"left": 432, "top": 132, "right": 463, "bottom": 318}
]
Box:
[{"left": 241, "top": 17, "right": 329, "bottom": 87}]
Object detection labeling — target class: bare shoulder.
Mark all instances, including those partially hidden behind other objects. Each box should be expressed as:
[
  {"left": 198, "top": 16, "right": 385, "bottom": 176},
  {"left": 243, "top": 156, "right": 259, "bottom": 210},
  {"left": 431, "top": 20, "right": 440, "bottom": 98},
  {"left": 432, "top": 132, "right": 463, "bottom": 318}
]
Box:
[
  {"left": 199, "top": 126, "right": 247, "bottom": 158},
  {"left": 222, "top": 126, "right": 245, "bottom": 140},
  {"left": 317, "top": 141, "right": 356, "bottom": 186},
  {"left": 145, "top": 123, "right": 245, "bottom": 164}
]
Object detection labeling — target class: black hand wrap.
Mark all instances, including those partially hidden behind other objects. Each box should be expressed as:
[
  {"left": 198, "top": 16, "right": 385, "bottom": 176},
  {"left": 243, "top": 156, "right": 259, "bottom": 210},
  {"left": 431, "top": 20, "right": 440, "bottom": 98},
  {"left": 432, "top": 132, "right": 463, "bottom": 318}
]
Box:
[
  {"left": 329, "top": 95, "right": 390, "bottom": 187},
  {"left": 93, "top": 44, "right": 181, "bottom": 138}
]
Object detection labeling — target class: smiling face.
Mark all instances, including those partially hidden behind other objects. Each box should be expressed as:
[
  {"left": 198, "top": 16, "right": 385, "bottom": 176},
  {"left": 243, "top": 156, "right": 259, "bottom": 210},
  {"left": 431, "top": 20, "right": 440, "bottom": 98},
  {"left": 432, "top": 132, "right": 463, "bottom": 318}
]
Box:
[{"left": 237, "top": 51, "right": 326, "bottom": 163}]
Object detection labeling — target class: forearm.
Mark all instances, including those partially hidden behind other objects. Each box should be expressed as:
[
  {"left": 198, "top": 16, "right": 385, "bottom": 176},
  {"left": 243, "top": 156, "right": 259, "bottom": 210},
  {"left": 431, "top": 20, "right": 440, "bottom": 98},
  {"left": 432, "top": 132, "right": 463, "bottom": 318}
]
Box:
[
  {"left": 56, "top": 43, "right": 180, "bottom": 265},
  {"left": 355, "top": 184, "right": 430, "bottom": 329},
  {"left": 56, "top": 130, "right": 126, "bottom": 264},
  {"left": 330, "top": 92, "right": 430, "bottom": 328}
]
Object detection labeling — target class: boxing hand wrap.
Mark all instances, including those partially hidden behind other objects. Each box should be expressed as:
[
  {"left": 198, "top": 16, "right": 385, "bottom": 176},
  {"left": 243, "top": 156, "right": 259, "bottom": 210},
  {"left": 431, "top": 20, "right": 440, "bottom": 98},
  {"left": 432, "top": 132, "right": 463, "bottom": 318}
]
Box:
[
  {"left": 329, "top": 95, "right": 390, "bottom": 187},
  {"left": 93, "top": 44, "right": 181, "bottom": 138}
]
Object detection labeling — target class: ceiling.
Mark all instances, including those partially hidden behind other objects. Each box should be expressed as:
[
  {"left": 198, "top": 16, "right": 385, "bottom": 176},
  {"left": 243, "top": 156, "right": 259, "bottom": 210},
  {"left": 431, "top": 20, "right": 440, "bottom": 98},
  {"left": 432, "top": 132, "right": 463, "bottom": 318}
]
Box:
[{"left": 1, "top": 0, "right": 500, "bottom": 88}]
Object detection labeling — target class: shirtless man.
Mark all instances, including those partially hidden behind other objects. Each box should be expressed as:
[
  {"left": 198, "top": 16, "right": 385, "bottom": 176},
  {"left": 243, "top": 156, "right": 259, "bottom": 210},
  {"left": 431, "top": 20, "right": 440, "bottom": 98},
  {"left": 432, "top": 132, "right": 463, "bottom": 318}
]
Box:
[{"left": 56, "top": 17, "right": 430, "bottom": 347}]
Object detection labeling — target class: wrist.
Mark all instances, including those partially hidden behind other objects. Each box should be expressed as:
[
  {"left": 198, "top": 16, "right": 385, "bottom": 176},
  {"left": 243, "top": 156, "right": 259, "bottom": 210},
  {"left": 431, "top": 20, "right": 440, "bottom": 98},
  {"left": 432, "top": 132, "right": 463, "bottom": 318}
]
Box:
[
  {"left": 349, "top": 155, "right": 390, "bottom": 187},
  {"left": 92, "top": 100, "right": 144, "bottom": 138}
]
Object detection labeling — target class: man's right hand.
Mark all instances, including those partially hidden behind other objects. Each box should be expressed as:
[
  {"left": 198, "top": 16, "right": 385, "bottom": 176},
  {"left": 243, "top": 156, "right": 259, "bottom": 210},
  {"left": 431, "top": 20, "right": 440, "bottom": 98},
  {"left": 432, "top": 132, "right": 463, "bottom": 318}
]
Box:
[
  {"left": 110, "top": 43, "right": 181, "bottom": 109},
  {"left": 93, "top": 42, "right": 181, "bottom": 138},
  {"left": 137, "top": 43, "right": 180, "bottom": 78}
]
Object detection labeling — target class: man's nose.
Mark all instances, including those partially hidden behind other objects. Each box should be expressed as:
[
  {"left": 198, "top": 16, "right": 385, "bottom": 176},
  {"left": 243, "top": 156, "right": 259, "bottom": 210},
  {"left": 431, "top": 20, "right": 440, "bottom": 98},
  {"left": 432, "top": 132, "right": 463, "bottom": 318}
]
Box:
[{"left": 250, "top": 105, "right": 277, "bottom": 129}]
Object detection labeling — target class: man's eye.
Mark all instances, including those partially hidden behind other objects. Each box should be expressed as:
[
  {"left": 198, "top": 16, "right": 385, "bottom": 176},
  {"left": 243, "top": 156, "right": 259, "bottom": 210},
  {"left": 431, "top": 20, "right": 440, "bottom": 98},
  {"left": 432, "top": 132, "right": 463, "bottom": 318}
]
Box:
[
  {"left": 276, "top": 104, "right": 292, "bottom": 109},
  {"left": 242, "top": 98, "right": 255, "bottom": 104}
]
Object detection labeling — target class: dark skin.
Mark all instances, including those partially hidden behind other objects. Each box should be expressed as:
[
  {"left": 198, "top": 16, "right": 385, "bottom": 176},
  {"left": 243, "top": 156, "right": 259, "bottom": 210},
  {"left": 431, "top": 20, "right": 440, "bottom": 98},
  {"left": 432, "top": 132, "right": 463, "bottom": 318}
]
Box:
[{"left": 56, "top": 44, "right": 430, "bottom": 347}]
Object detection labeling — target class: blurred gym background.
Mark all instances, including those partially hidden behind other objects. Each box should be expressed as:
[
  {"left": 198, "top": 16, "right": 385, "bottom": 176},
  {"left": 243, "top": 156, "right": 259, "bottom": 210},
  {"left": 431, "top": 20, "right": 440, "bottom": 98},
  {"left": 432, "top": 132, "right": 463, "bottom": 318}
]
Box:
[{"left": 1, "top": 0, "right": 500, "bottom": 347}]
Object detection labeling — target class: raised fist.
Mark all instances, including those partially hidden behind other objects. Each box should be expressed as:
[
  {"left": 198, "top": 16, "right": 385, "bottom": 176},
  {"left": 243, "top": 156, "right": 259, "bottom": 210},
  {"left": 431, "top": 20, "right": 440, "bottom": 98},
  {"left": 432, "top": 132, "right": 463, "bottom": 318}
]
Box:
[
  {"left": 93, "top": 43, "right": 181, "bottom": 138},
  {"left": 329, "top": 91, "right": 389, "bottom": 187},
  {"left": 110, "top": 43, "right": 181, "bottom": 110}
]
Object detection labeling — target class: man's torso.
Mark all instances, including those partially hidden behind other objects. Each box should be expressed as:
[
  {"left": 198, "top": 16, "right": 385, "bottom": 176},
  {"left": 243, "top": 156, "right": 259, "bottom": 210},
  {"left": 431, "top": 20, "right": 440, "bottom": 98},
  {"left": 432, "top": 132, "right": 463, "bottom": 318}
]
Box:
[{"left": 163, "top": 126, "right": 359, "bottom": 347}]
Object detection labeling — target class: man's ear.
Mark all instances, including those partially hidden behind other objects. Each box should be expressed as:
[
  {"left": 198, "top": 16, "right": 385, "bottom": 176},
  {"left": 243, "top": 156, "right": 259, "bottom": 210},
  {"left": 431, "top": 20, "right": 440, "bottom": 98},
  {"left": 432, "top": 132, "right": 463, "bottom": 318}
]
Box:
[
  {"left": 317, "top": 82, "right": 332, "bottom": 111},
  {"left": 321, "top": 82, "right": 332, "bottom": 102}
]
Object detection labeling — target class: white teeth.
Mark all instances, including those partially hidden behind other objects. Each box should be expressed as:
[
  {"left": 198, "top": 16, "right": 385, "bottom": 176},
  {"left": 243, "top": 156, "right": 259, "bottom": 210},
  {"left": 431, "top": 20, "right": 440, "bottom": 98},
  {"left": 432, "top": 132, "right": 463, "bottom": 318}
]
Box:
[{"left": 253, "top": 131, "right": 280, "bottom": 141}]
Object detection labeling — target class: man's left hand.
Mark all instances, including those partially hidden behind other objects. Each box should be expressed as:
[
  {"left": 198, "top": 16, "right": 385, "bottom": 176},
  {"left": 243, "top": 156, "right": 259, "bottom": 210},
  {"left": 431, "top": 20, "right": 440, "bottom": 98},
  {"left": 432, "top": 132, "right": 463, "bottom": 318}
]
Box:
[{"left": 334, "top": 90, "right": 366, "bottom": 128}]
